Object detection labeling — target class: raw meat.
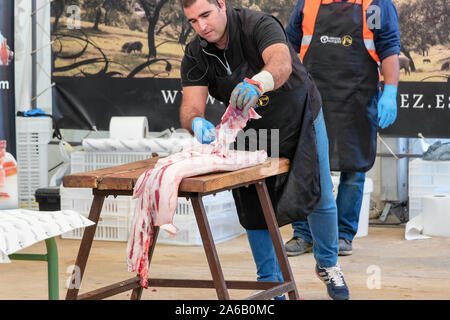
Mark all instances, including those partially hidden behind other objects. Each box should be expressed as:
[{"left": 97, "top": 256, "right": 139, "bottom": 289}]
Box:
[
  {"left": 127, "top": 106, "right": 267, "bottom": 288},
  {"left": 0, "top": 39, "right": 13, "bottom": 66}
]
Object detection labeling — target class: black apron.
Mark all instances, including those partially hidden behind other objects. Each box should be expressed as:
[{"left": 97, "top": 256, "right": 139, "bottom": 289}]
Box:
[
  {"left": 303, "top": 1, "right": 379, "bottom": 172},
  {"left": 231, "top": 82, "right": 320, "bottom": 229},
  {"left": 203, "top": 37, "right": 320, "bottom": 229}
]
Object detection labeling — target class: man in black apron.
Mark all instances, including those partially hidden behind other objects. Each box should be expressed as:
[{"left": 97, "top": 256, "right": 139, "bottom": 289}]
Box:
[
  {"left": 180, "top": 0, "right": 350, "bottom": 300},
  {"left": 285, "top": 0, "right": 400, "bottom": 256}
]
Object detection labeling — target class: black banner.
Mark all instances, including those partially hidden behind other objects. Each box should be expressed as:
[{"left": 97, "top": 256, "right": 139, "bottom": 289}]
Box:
[
  {"left": 380, "top": 82, "right": 450, "bottom": 138},
  {"left": 53, "top": 77, "right": 225, "bottom": 131},
  {"left": 0, "top": 0, "right": 15, "bottom": 156},
  {"left": 53, "top": 77, "right": 450, "bottom": 138}
]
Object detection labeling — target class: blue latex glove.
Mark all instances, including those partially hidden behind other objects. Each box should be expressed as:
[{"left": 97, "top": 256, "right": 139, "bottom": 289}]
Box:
[
  {"left": 229, "top": 78, "right": 262, "bottom": 116},
  {"left": 192, "top": 117, "right": 216, "bottom": 144},
  {"left": 377, "top": 84, "right": 398, "bottom": 129},
  {"left": 19, "top": 108, "right": 49, "bottom": 117}
]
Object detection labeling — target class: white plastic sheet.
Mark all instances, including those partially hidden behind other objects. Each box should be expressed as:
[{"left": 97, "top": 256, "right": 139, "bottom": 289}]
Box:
[{"left": 0, "top": 209, "right": 94, "bottom": 262}]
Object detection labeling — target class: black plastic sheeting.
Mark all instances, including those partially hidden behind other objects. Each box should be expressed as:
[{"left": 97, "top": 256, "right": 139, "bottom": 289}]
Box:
[
  {"left": 52, "top": 77, "right": 225, "bottom": 132},
  {"left": 52, "top": 77, "right": 450, "bottom": 138}
]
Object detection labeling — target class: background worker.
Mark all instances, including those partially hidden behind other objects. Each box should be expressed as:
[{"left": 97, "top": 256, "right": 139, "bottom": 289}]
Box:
[
  {"left": 179, "top": 0, "right": 350, "bottom": 300},
  {"left": 284, "top": 0, "right": 400, "bottom": 256}
]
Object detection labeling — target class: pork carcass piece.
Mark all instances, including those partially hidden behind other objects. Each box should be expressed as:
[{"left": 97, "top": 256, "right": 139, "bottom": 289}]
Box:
[{"left": 127, "top": 106, "right": 267, "bottom": 288}]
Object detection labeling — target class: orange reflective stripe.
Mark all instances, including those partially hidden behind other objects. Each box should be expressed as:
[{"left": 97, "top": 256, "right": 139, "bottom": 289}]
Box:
[
  {"left": 323, "top": 0, "right": 361, "bottom": 3},
  {"left": 362, "top": 0, "right": 381, "bottom": 64},
  {"left": 300, "top": 0, "right": 321, "bottom": 61},
  {"left": 301, "top": 0, "right": 381, "bottom": 65}
]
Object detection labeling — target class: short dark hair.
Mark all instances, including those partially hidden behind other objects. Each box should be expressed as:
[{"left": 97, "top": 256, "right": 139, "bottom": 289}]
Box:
[{"left": 181, "top": 0, "right": 220, "bottom": 9}]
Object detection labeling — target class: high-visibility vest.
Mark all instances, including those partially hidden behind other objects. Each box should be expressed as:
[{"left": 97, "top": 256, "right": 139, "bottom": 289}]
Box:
[{"left": 299, "top": 0, "right": 381, "bottom": 66}]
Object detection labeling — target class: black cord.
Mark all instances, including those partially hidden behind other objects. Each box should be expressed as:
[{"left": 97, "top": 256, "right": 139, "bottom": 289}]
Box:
[
  {"left": 48, "top": 161, "right": 64, "bottom": 173},
  {"left": 182, "top": 43, "right": 210, "bottom": 82}
]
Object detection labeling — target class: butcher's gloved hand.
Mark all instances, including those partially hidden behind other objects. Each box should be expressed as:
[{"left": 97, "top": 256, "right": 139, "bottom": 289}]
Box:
[
  {"left": 192, "top": 117, "right": 216, "bottom": 144},
  {"left": 229, "top": 78, "right": 263, "bottom": 116},
  {"left": 377, "top": 84, "right": 398, "bottom": 129}
]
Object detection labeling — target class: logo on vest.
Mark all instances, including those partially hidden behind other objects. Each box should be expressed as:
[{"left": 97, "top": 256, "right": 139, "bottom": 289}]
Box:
[
  {"left": 320, "top": 35, "right": 353, "bottom": 47},
  {"left": 258, "top": 95, "right": 269, "bottom": 107},
  {"left": 342, "top": 35, "right": 353, "bottom": 47}
]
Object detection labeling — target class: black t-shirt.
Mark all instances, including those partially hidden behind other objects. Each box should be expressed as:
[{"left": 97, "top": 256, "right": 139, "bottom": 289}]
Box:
[
  {"left": 181, "top": 14, "right": 288, "bottom": 86},
  {"left": 180, "top": 8, "right": 320, "bottom": 118}
]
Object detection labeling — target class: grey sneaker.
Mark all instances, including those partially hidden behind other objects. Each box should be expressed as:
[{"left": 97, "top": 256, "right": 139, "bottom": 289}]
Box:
[
  {"left": 338, "top": 238, "right": 353, "bottom": 256},
  {"left": 284, "top": 237, "right": 313, "bottom": 257}
]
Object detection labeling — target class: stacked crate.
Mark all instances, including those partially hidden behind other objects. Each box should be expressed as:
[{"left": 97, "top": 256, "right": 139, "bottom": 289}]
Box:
[{"left": 408, "top": 159, "right": 450, "bottom": 219}]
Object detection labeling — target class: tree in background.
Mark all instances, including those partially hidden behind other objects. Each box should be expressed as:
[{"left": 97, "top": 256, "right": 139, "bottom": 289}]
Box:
[
  {"left": 103, "top": 0, "right": 134, "bottom": 26},
  {"left": 420, "top": 0, "right": 449, "bottom": 47},
  {"left": 52, "top": 0, "right": 67, "bottom": 33},
  {"left": 84, "top": 0, "right": 105, "bottom": 31},
  {"left": 178, "top": 15, "right": 194, "bottom": 44},
  {"left": 51, "top": 0, "right": 83, "bottom": 33},
  {"left": 138, "top": 0, "right": 170, "bottom": 58},
  {"left": 80, "top": 0, "right": 134, "bottom": 30},
  {"left": 397, "top": 0, "right": 449, "bottom": 72}
]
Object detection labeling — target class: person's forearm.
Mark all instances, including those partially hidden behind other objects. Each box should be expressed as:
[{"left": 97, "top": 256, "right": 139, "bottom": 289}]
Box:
[
  {"left": 180, "top": 104, "right": 204, "bottom": 134},
  {"left": 260, "top": 43, "right": 292, "bottom": 91},
  {"left": 180, "top": 86, "right": 209, "bottom": 133},
  {"left": 381, "top": 54, "right": 400, "bottom": 87}
]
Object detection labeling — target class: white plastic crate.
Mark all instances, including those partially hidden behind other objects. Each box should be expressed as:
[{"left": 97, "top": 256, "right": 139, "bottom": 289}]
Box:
[
  {"left": 157, "top": 192, "right": 245, "bottom": 246},
  {"left": 175, "top": 191, "right": 236, "bottom": 217},
  {"left": 60, "top": 186, "right": 243, "bottom": 244},
  {"left": 16, "top": 117, "right": 52, "bottom": 209},
  {"left": 60, "top": 186, "right": 135, "bottom": 241},
  {"left": 60, "top": 187, "right": 134, "bottom": 218},
  {"left": 408, "top": 195, "right": 423, "bottom": 220},
  {"left": 156, "top": 208, "right": 244, "bottom": 246},
  {"left": 70, "top": 151, "right": 156, "bottom": 174},
  {"left": 409, "top": 160, "right": 450, "bottom": 195},
  {"left": 408, "top": 160, "right": 450, "bottom": 219},
  {"left": 62, "top": 215, "right": 130, "bottom": 242}
]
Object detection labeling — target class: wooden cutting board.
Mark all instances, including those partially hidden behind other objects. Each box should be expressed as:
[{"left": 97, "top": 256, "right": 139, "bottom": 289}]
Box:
[{"left": 63, "top": 157, "right": 290, "bottom": 194}]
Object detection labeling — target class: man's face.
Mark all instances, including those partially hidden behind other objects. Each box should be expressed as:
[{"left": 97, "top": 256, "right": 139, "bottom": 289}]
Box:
[{"left": 184, "top": 0, "right": 227, "bottom": 46}]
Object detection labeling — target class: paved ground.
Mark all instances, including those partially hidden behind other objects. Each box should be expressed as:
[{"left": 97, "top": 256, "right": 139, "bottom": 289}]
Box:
[{"left": 1, "top": 225, "right": 449, "bottom": 300}]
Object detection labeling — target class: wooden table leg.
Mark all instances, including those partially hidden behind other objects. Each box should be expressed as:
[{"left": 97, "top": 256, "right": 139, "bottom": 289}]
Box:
[
  {"left": 191, "top": 195, "right": 230, "bottom": 300},
  {"left": 66, "top": 195, "right": 105, "bottom": 300},
  {"left": 255, "top": 180, "right": 300, "bottom": 300},
  {"left": 130, "top": 226, "right": 160, "bottom": 300}
]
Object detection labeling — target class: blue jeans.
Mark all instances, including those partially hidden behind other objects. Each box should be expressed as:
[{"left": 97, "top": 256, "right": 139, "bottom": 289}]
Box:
[
  {"left": 292, "top": 174, "right": 366, "bottom": 242},
  {"left": 336, "top": 172, "right": 365, "bottom": 241},
  {"left": 246, "top": 108, "right": 339, "bottom": 284}
]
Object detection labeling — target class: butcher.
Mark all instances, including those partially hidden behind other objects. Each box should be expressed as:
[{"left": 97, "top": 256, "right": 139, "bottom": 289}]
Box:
[{"left": 179, "top": 0, "right": 349, "bottom": 299}]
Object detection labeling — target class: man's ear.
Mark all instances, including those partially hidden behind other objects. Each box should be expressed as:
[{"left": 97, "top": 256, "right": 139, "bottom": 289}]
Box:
[{"left": 217, "top": 0, "right": 225, "bottom": 9}]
